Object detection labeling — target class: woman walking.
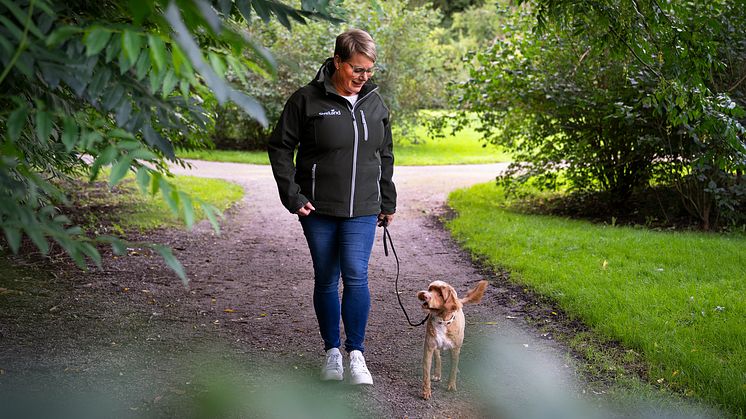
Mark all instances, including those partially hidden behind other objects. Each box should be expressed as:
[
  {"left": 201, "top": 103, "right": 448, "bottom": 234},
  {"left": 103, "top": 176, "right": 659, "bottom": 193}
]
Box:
[{"left": 268, "top": 29, "right": 396, "bottom": 385}]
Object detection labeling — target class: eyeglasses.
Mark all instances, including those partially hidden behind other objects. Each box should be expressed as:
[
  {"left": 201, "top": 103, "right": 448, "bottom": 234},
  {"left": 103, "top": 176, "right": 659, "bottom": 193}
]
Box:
[{"left": 344, "top": 62, "right": 376, "bottom": 77}]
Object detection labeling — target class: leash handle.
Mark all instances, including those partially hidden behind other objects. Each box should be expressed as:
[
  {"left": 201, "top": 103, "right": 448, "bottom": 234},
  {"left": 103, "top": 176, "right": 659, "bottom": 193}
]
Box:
[{"left": 383, "top": 225, "right": 428, "bottom": 327}]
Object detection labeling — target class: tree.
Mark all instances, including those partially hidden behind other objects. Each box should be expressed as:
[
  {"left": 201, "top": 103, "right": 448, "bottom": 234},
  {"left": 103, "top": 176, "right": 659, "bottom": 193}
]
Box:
[
  {"left": 452, "top": 0, "right": 745, "bottom": 228},
  {"left": 213, "top": 0, "right": 450, "bottom": 149},
  {"left": 0, "top": 0, "right": 336, "bottom": 282}
]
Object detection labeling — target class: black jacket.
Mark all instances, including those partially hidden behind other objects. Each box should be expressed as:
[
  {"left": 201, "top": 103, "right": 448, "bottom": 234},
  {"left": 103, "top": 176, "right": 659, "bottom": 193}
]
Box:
[{"left": 268, "top": 58, "right": 396, "bottom": 218}]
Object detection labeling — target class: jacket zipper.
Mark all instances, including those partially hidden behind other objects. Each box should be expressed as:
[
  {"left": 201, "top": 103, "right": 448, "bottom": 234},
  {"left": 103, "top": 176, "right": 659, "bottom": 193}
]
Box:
[
  {"left": 345, "top": 88, "right": 378, "bottom": 217},
  {"left": 377, "top": 165, "right": 381, "bottom": 202},
  {"left": 311, "top": 163, "right": 317, "bottom": 200}
]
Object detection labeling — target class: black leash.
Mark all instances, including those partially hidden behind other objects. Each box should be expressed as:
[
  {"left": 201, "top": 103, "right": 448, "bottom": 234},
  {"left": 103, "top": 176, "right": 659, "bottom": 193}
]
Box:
[{"left": 382, "top": 224, "right": 428, "bottom": 327}]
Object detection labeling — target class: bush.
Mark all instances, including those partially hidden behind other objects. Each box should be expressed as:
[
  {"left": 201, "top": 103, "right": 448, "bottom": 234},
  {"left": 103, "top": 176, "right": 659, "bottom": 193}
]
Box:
[{"left": 450, "top": 0, "right": 746, "bottom": 229}]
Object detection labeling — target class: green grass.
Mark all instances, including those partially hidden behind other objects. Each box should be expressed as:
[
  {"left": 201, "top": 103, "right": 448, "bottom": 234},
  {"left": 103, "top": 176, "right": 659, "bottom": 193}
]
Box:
[
  {"left": 177, "top": 120, "right": 510, "bottom": 166},
  {"left": 446, "top": 182, "right": 746, "bottom": 416},
  {"left": 77, "top": 174, "right": 244, "bottom": 232}
]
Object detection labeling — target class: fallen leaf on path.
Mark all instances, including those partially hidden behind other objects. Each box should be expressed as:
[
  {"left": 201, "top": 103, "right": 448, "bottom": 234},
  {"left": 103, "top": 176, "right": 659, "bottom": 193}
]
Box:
[{"left": 223, "top": 309, "right": 236, "bottom": 313}]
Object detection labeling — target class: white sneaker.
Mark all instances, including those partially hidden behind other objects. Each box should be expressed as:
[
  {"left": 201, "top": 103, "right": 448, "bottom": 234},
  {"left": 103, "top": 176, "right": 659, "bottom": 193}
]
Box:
[
  {"left": 320, "top": 348, "right": 344, "bottom": 381},
  {"left": 348, "top": 350, "right": 373, "bottom": 385}
]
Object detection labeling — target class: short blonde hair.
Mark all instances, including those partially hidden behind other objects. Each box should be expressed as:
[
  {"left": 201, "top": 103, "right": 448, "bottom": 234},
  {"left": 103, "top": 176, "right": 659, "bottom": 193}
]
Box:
[{"left": 334, "top": 29, "right": 377, "bottom": 62}]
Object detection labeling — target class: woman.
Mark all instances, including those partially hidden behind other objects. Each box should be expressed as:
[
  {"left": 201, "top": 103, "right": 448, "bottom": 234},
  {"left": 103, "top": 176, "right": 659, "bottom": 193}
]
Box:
[{"left": 268, "top": 29, "right": 396, "bottom": 385}]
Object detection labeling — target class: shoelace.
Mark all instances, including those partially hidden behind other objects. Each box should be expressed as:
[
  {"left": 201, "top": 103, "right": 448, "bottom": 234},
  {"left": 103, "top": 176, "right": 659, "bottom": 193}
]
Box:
[
  {"left": 350, "top": 356, "right": 368, "bottom": 374},
  {"left": 326, "top": 353, "right": 342, "bottom": 371}
]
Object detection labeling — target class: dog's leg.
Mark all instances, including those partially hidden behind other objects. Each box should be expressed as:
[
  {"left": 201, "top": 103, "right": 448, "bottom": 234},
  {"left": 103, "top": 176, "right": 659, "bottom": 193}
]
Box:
[
  {"left": 422, "top": 345, "right": 434, "bottom": 400},
  {"left": 447, "top": 347, "right": 461, "bottom": 391},
  {"left": 433, "top": 349, "right": 442, "bottom": 382}
]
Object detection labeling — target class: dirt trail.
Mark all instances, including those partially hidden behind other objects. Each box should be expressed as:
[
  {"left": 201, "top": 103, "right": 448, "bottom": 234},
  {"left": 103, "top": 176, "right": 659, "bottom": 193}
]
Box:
[{"left": 0, "top": 161, "right": 718, "bottom": 418}]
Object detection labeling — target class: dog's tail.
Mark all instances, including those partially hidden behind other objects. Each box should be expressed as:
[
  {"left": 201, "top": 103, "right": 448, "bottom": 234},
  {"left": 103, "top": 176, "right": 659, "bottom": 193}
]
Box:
[{"left": 460, "top": 280, "right": 489, "bottom": 305}]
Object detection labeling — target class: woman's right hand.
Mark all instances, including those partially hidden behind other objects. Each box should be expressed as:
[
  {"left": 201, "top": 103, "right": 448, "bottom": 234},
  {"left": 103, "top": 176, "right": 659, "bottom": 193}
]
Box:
[{"left": 295, "top": 202, "right": 316, "bottom": 217}]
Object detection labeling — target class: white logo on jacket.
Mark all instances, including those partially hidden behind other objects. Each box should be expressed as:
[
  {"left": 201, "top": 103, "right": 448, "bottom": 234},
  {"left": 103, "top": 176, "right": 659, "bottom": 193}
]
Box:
[{"left": 319, "top": 109, "right": 342, "bottom": 116}]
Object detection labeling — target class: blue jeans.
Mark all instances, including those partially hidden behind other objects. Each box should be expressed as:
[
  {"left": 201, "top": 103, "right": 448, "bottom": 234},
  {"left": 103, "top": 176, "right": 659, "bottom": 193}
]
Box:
[{"left": 299, "top": 213, "right": 377, "bottom": 353}]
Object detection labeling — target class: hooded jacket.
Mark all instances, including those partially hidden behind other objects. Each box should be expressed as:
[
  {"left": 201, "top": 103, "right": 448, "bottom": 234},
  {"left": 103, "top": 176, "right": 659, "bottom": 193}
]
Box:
[{"left": 268, "top": 58, "right": 396, "bottom": 218}]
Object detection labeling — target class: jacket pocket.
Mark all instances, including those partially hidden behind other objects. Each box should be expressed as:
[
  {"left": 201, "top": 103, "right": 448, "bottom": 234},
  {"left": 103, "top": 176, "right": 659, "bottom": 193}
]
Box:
[
  {"left": 360, "top": 110, "right": 369, "bottom": 142},
  {"left": 311, "top": 162, "right": 345, "bottom": 205},
  {"left": 377, "top": 165, "right": 381, "bottom": 202},
  {"left": 311, "top": 163, "right": 317, "bottom": 200}
]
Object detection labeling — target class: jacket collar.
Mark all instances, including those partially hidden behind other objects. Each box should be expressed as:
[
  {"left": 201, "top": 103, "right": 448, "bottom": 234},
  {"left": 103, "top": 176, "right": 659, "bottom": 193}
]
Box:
[{"left": 311, "top": 57, "right": 377, "bottom": 98}]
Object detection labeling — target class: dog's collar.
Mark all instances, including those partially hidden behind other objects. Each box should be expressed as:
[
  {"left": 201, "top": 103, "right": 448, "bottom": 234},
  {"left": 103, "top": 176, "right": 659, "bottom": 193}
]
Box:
[{"left": 434, "top": 313, "right": 456, "bottom": 325}]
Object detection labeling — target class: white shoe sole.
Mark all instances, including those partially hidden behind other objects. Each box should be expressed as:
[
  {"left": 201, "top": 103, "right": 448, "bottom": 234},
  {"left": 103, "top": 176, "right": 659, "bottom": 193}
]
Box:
[{"left": 349, "top": 374, "right": 373, "bottom": 385}]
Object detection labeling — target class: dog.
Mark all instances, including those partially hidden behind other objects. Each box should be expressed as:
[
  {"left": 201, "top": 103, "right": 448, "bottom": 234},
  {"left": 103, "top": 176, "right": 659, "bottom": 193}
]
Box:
[{"left": 417, "top": 280, "right": 489, "bottom": 400}]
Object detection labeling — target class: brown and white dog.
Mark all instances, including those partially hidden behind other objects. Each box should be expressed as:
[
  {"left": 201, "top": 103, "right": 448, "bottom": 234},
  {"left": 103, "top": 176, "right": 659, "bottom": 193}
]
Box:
[{"left": 417, "top": 280, "right": 489, "bottom": 400}]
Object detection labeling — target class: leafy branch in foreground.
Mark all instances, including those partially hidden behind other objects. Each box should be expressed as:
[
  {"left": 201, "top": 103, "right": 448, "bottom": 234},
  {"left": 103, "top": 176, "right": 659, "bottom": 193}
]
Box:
[{"left": 0, "top": 0, "right": 336, "bottom": 283}]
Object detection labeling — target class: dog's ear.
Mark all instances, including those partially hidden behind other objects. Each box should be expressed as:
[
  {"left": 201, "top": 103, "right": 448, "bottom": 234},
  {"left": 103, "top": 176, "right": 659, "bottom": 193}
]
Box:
[
  {"left": 437, "top": 285, "right": 451, "bottom": 304},
  {"left": 442, "top": 285, "right": 459, "bottom": 312}
]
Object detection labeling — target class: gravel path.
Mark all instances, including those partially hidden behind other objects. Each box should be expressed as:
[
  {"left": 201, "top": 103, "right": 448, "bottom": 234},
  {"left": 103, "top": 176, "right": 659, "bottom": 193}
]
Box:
[{"left": 0, "top": 160, "right": 718, "bottom": 418}]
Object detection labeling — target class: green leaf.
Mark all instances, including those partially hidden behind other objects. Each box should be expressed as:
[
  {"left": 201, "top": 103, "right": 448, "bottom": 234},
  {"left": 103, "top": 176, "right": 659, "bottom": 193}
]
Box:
[
  {"left": 178, "top": 191, "right": 195, "bottom": 229},
  {"left": 198, "top": 200, "right": 222, "bottom": 234},
  {"left": 150, "top": 171, "right": 160, "bottom": 196},
  {"left": 84, "top": 26, "right": 112, "bottom": 56},
  {"left": 236, "top": 0, "right": 252, "bottom": 21},
  {"left": 46, "top": 25, "right": 82, "bottom": 47},
  {"left": 109, "top": 157, "right": 133, "bottom": 187},
  {"left": 135, "top": 49, "right": 150, "bottom": 80},
  {"left": 109, "top": 128, "right": 136, "bottom": 140},
  {"left": 208, "top": 52, "right": 226, "bottom": 77},
  {"left": 0, "top": 0, "right": 45, "bottom": 39},
  {"left": 79, "top": 242, "right": 102, "bottom": 269},
  {"left": 0, "top": 15, "right": 23, "bottom": 41},
  {"left": 195, "top": 0, "right": 221, "bottom": 34},
  {"left": 136, "top": 166, "right": 150, "bottom": 194},
  {"left": 98, "top": 235, "right": 128, "bottom": 256},
  {"left": 61, "top": 116, "right": 78, "bottom": 152},
  {"left": 129, "top": 148, "right": 157, "bottom": 161},
  {"left": 148, "top": 34, "right": 167, "bottom": 72},
  {"left": 69, "top": 248, "right": 87, "bottom": 269},
  {"left": 122, "top": 29, "right": 142, "bottom": 63},
  {"left": 90, "top": 145, "right": 117, "bottom": 181},
  {"left": 171, "top": 44, "right": 187, "bottom": 77},
  {"left": 179, "top": 79, "right": 190, "bottom": 98},
  {"left": 151, "top": 244, "right": 188, "bottom": 286},
  {"left": 128, "top": 0, "right": 154, "bottom": 25},
  {"left": 161, "top": 68, "right": 178, "bottom": 97},
  {"left": 7, "top": 104, "right": 28, "bottom": 142},
  {"left": 2, "top": 227, "right": 22, "bottom": 253},
  {"left": 225, "top": 55, "right": 248, "bottom": 84},
  {"left": 24, "top": 224, "right": 49, "bottom": 255},
  {"left": 228, "top": 90, "right": 268, "bottom": 127},
  {"left": 35, "top": 109, "right": 52, "bottom": 142},
  {"left": 110, "top": 238, "right": 127, "bottom": 256},
  {"left": 149, "top": 65, "right": 166, "bottom": 93}
]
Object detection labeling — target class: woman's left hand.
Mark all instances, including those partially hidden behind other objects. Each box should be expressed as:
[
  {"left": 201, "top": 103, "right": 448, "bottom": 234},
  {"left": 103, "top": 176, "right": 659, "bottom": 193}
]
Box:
[{"left": 377, "top": 213, "right": 394, "bottom": 227}]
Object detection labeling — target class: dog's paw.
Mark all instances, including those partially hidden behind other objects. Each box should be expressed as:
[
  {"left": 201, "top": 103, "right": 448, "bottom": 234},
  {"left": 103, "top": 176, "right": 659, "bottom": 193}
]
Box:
[
  {"left": 447, "top": 382, "right": 457, "bottom": 392},
  {"left": 422, "top": 388, "right": 432, "bottom": 400},
  {"left": 432, "top": 374, "right": 441, "bottom": 382}
]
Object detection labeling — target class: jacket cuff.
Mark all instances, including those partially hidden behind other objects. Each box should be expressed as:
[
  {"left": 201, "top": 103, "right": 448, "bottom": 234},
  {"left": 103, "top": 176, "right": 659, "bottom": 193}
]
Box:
[{"left": 289, "top": 195, "right": 309, "bottom": 214}]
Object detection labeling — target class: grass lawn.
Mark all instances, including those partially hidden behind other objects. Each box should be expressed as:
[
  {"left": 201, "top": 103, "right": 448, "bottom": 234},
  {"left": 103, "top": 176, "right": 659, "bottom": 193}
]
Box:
[
  {"left": 177, "top": 120, "right": 509, "bottom": 166},
  {"left": 76, "top": 174, "right": 244, "bottom": 232},
  {"left": 446, "top": 182, "right": 746, "bottom": 416}
]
